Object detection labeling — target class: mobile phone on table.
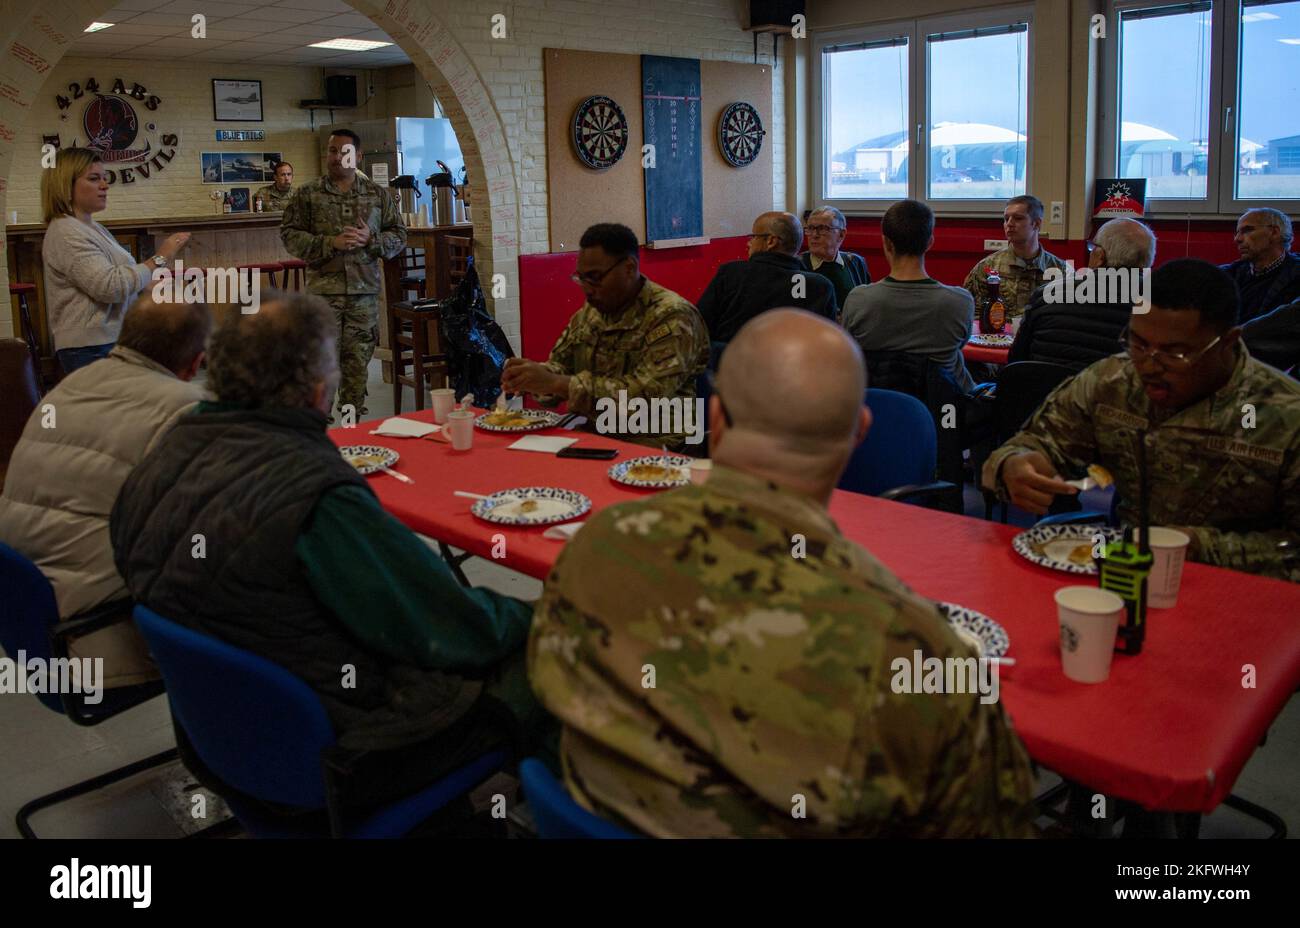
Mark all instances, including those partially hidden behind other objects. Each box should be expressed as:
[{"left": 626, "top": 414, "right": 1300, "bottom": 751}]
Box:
[{"left": 557, "top": 447, "right": 618, "bottom": 460}]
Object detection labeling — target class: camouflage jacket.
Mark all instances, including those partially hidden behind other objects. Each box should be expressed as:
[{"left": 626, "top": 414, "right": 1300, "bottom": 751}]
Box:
[
  {"left": 541, "top": 277, "right": 709, "bottom": 449},
  {"left": 983, "top": 344, "right": 1300, "bottom": 581},
  {"left": 254, "top": 184, "right": 294, "bottom": 212},
  {"left": 527, "top": 465, "right": 1038, "bottom": 837},
  {"left": 965, "top": 245, "right": 1070, "bottom": 319},
  {"left": 280, "top": 173, "right": 406, "bottom": 295}
]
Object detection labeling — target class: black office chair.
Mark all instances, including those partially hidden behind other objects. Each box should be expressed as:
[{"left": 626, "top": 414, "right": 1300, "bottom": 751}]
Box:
[{"left": 973, "top": 361, "right": 1078, "bottom": 522}]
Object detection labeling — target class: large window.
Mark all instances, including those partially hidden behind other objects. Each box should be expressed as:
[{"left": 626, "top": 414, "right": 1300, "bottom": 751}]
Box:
[
  {"left": 814, "top": 8, "right": 1033, "bottom": 213},
  {"left": 1106, "top": 0, "right": 1300, "bottom": 212}
]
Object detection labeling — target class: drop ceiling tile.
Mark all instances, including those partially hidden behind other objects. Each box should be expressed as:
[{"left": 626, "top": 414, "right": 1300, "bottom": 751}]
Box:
[{"left": 225, "top": 8, "right": 328, "bottom": 24}]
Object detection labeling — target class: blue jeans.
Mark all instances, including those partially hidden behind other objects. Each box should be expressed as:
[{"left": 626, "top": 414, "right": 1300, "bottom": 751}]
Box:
[{"left": 56, "top": 343, "right": 114, "bottom": 373}]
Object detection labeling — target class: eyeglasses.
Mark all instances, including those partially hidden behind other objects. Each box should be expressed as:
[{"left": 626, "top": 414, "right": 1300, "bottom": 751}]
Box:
[
  {"left": 1119, "top": 325, "right": 1221, "bottom": 370},
  {"left": 1085, "top": 240, "right": 1101, "bottom": 253},
  {"left": 805, "top": 224, "right": 844, "bottom": 235},
  {"left": 570, "top": 257, "right": 626, "bottom": 287}
]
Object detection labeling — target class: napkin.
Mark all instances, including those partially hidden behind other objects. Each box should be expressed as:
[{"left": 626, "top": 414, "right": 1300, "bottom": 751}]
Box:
[
  {"left": 543, "top": 521, "right": 586, "bottom": 541},
  {"left": 370, "top": 418, "right": 441, "bottom": 438},
  {"left": 508, "top": 435, "right": 578, "bottom": 453}
]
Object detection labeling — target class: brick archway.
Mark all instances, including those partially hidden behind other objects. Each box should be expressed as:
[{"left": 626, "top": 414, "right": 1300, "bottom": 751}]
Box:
[{"left": 0, "top": 0, "right": 519, "bottom": 345}]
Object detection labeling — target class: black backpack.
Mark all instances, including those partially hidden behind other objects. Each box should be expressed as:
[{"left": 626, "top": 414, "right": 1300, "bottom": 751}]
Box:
[{"left": 437, "top": 256, "right": 515, "bottom": 406}]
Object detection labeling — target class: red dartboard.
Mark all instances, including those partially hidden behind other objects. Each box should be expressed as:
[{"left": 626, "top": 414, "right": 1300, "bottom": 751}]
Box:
[
  {"left": 718, "top": 102, "right": 764, "bottom": 167},
  {"left": 572, "top": 95, "right": 629, "bottom": 170}
]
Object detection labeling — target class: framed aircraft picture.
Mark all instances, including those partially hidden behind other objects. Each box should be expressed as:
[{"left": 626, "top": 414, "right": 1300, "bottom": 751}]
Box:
[{"left": 213, "top": 79, "right": 263, "bottom": 122}]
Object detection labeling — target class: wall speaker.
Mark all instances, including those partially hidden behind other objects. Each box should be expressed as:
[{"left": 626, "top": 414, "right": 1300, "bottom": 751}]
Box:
[
  {"left": 747, "top": 0, "right": 805, "bottom": 32},
  {"left": 325, "top": 75, "right": 358, "bottom": 108}
]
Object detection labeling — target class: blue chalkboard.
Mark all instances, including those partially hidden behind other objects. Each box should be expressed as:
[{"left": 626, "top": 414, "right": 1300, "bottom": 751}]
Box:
[{"left": 641, "top": 55, "right": 703, "bottom": 243}]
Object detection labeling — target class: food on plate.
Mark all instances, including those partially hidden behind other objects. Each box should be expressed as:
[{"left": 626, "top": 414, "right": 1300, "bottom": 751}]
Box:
[
  {"left": 346, "top": 452, "right": 387, "bottom": 469},
  {"left": 626, "top": 463, "right": 680, "bottom": 482},
  {"left": 481, "top": 411, "right": 536, "bottom": 428},
  {"left": 517, "top": 499, "right": 540, "bottom": 514},
  {"left": 1086, "top": 463, "right": 1115, "bottom": 488},
  {"left": 1067, "top": 543, "right": 1094, "bottom": 565}
]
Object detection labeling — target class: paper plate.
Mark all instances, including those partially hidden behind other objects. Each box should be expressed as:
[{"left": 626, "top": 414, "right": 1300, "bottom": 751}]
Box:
[
  {"left": 470, "top": 487, "right": 592, "bottom": 526},
  {"left": 474, "top": 409, "right": 563, "bottom": 432},
  {"left": 1012, "top": 524, "right": 1123, "bottom": 575},
  {"left": 936, "top": 602, "right": 1010, "bottom": 659},
  {"left": 969, "top": 333, "right": 1014, "bottom": 347},
  {"left": 609, "top": 455, "right": 693, "bottom": 489},
  {"left": 338, "top": 445, "right": 398, "bottom": 476}
]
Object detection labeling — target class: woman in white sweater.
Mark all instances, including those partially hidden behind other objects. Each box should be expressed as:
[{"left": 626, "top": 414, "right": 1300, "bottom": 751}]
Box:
[{"left": 40, "top": 147, "right": 190, "bottom": 373}]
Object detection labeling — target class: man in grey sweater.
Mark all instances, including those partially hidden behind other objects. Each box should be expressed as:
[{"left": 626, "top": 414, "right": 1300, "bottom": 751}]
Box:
[
  {"left": 0, "top": 294, "right": 208, "bottom": 687},
  {"left": 842, "top": 199, "right": 976, "bottom": 392}
]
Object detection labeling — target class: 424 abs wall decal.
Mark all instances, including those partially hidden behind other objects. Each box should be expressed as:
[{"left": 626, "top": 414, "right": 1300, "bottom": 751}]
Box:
[{"left": 43, "top": 76, "right": 180, "bottom": 186}]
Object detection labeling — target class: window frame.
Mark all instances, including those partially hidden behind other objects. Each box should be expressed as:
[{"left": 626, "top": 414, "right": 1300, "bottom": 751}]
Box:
[
  {"left": 1102, "top": 0, "right": 1300, "bottom": 216},
  {"left": 810, "top": 4, "right": 1035, "bottom": 216}
]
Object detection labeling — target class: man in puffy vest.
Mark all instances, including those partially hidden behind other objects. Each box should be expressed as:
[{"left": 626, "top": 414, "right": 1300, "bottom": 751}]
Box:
[{"left": 111, "top": 290, "right": 551, "bottom": 817}]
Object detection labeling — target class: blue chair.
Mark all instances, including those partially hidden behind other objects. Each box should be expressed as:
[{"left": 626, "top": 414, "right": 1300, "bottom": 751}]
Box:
[
  {"left": 837, "top": 388, "right": 963, "bottom": 513},
  {"left": 132, "top": 605, "right": 506, "bottom": 838},
  {"left": 0, "top": 542, "right": 178, "bottom": 838},
  {"left": 519, "top": 758, "right": 636, "bottom": 839}
]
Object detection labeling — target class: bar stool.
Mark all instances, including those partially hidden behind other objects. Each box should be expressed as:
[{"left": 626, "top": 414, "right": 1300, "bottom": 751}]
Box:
[
  {"left": 398, "top": 247, "right": 427, "bottom": 301},
  {"left": 235, "top": 262, "right": 285, "bottom": 301},
  {"left": 386, "top": 300, "right": 448, "bottom": 413},
  {"left": 279, "top": 258, "right": 307, "bottom": 291},
  {"left": 8, "top": 282, "right": 42, "bottom": 394}
]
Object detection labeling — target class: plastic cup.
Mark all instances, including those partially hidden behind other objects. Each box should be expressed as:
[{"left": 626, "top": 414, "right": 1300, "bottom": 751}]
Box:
[
  {"left": 431, "top": 388, "right": 456, "bottom": 424},
  {"left": 1054, "top": 586, "right": 1125, "bottom": 683},
  {"left": 688, "top": 459, "right": 713, "bottom": 485},
  {"left": 446, "top": 409, "right": 474, "bottom": 451},
  {"left": 1140, "top": 527, "right": 1191, "bottom": 609}
]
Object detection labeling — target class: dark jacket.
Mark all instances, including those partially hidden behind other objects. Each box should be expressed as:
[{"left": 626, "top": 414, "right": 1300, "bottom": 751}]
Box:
[
  {"left": 697, "top": 251, "right": 838, "bottom": 343},
  {"left": 109, "top": 406, "right": 483, "bottom": 750},
  {"left": 1008, "top": 284, "right": 1132, "bottom": 372},
  {"left": 799, "top": 250, "right": 871, "bottom": 307},
  {"left": 1242, "top": 299, "right": 1300, "bottom": 374},
  {"left": 1220, "top": 253, "right": 1300, "bottom": 324}
]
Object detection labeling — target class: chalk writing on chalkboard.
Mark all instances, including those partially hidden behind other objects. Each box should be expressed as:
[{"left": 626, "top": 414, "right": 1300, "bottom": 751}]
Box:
[{"left": 642, "top": 55, "right": 703, "bottom": 244}]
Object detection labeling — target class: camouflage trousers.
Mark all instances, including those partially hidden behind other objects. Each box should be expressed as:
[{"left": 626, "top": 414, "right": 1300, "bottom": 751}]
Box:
[{"left": 322, "top": 294, "right": 379, "bottom": 418}]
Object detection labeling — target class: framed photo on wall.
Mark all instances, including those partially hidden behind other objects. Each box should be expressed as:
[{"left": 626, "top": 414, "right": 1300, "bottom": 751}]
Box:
[{"left": 213, "top": 79, "right": 263, "bottom": 122}]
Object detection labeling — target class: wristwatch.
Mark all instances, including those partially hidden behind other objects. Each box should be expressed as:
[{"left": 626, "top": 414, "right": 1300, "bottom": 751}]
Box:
[{"left": 152, "top": 255, "right": 167, "bottom": 268}]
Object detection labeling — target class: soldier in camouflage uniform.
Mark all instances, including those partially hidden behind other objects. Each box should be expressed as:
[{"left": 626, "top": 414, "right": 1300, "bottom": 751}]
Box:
[
  {"left": 254, "top": 161, "right": 295, "bottom": 212},
  {"left": 984, "top": 259, "right": 1300, "bottom": 582},
  {"left": 502, "top": 223, "right": 708, "bottom": 450},
  {"left": 528, "top": 310, "right": 1037, "bottom": 837},
  {"left": 965, "top": 195, "right": 1069, "bottom": 319},
  {"left": 281, "top": 132, "right": 406, "bottom": 418}
]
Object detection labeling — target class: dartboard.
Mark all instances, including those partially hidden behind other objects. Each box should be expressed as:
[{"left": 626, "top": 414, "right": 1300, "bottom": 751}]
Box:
[
  {"left": 572, "top": 95, "right": 629, "bottom": 169},
  {"left": 718, "top": 102, "right": 765, "bottom": 167}
]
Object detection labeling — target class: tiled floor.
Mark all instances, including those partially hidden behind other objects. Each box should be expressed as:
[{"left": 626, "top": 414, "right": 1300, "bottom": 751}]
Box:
[{"left": 3, "top": 363, "right": 1295, "bottom": 838}]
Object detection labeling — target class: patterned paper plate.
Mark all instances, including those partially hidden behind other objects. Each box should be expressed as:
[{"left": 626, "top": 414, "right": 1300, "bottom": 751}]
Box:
[
  {"left": 969, "top": 333, "right": 1015, "bottom": 347},
  {"left": 338, "top": 445, "right": 398, "bottom": 476},
  {"left": 1012, "top": 524, "right": 1124, "bottom": 575},
  {"left": 609, "top": 455, "right": 693, "bottom": 489},
  {"left": 936, "top": 602, "right": 1010, "bottom": 659},
  {"left": 470, "top": 487, "right": 592, "bottom": 526},
  {"left": 474, "top": 409, "right": 564, "bottom": 432}
]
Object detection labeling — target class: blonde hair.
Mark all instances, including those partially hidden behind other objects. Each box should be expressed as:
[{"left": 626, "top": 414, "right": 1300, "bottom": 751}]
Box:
[{"left": 41, "top": 147, "right": 101, "bottom": 224}]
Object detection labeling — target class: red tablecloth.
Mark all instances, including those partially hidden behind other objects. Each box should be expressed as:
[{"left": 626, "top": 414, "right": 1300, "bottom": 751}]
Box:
[
  {"left": 331, "top": 413, "right": 1300, "bottom": 813},
  {"left": 962, "top": 343, "right": 1010, "bottom": 365}
]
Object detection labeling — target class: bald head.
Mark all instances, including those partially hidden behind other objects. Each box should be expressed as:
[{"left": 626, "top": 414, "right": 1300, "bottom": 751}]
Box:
[
  {"left": 716, "top": 309, "right": 865, "bottom": 456},
  {"left": 751, "top": 211, "right": 803, "bottom": 256},
  {"left": 118, "top": 292, "right": 211, "bottom": 375},
  {"left": 1092, "top": 218, "right": 1156, "bottom": 268}
]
